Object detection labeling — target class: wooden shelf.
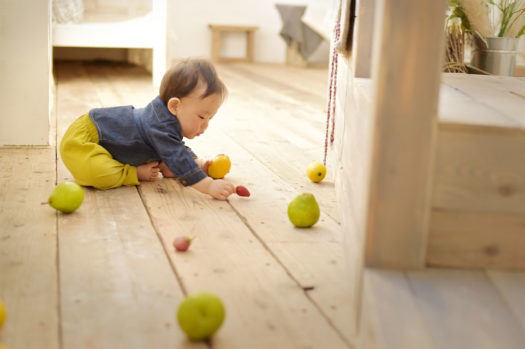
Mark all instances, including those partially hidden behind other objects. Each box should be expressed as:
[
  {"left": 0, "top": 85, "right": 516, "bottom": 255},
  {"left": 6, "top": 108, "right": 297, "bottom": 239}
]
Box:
[
  {"left": 52, "top": 0, "right": 167, "bottom": 86},
  {"left": 53, "top": 12, "right": 156, "bottom": 49}
]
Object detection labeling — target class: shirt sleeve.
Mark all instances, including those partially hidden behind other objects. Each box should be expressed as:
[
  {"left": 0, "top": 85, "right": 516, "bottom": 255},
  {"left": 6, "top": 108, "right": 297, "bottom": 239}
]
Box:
[
  {"left": 184, "top": 145, "right": 198, "bottom": 159},
  {"left": 147, "top": 128, "right": 207, "bottom": 186}
]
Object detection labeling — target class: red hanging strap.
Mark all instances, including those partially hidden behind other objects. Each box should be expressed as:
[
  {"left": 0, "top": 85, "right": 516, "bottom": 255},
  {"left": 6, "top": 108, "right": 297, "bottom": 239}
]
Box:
[{"left": 323, "top": 21, "right": 341, "bottom": 167}]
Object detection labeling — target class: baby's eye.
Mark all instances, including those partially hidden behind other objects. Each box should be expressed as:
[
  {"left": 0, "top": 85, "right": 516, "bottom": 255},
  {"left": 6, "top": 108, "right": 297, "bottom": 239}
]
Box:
[{"left": 199, "top": 116, "right": 205, "bottom": 120}]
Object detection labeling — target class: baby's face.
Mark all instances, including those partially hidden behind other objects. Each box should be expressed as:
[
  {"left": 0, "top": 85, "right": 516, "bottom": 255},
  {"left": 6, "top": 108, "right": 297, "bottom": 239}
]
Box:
[{"left": 170, "top": 85, "right": 222, "bottom": 139}]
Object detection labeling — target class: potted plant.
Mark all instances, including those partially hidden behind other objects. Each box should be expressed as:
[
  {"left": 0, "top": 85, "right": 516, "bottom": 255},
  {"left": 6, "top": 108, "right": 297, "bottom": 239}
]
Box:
[{"left": 449, "top": 0, "right": 525, "bottom": 75}]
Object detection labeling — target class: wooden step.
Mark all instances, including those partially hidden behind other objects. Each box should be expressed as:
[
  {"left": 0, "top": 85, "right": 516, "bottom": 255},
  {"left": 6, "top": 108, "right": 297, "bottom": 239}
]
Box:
[
  {"left": 336, "top": 68, "right": 525, "bottom": 348},
  {"left": 338, "top": 73, "right": 525, "bottom": 270},
  {"left": 430, "top": 74, "right": 525, "bottom": 269}
]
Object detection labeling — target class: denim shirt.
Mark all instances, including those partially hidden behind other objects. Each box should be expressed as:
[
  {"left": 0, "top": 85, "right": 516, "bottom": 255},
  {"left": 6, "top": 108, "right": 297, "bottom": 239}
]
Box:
[{"left": 89, "top": 96, "right": 206, "bottom": 186}]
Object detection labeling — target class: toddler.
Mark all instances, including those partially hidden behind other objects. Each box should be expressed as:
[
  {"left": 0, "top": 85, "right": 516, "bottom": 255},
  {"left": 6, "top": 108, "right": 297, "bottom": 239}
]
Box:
[{"left": 60, "top": 58, "right": 234, "bottom": 200}]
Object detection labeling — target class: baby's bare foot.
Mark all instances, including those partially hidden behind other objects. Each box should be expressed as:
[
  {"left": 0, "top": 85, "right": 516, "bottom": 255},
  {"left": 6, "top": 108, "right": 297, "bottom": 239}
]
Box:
[
  {"left": 158, "top": 162, "right": 175, "bottom": 178},
  {"left": 137, "top": 161, "right": 160, "bottom": 182}
]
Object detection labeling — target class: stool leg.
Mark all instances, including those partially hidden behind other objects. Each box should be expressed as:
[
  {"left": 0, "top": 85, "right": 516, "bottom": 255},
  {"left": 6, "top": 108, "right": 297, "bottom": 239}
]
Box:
[
  {"left": 246, "top": 30, "right": 255, "bottom": 63},
  {"left": 211, "top": 30, "right": 221, "bottom": 62}
]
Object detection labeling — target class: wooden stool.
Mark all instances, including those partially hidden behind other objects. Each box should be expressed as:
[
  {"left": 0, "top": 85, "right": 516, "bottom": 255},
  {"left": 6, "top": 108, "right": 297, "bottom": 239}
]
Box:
[{"left": 208, "top": 25, "right": 259, "bottom": 63}]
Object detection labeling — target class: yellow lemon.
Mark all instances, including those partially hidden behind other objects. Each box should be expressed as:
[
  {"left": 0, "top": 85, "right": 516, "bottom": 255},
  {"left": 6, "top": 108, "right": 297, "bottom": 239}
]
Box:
[
  {"left": 0, "top": 297, "right": 6, "bottom": 329},
  {"left": 306, "top": 161, "right": 326, "bottom": 183},
  {"left": 0, "top": 344, "right": 10, "bottom": 349},
  {"left": 208, "top": 154, "right": 231, "bottom": 179}
]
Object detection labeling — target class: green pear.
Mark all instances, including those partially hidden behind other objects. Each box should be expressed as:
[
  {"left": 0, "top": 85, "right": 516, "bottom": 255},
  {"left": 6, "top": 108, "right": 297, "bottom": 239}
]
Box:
[
  {"left": 287, "top": 192, "right": 320, "bottom": 228},
  {"left": 177, "top": 292, "right": 225, "bottom": 340},
  {"left": 48, "top": 182, "right": 84, "bottom": 213}
]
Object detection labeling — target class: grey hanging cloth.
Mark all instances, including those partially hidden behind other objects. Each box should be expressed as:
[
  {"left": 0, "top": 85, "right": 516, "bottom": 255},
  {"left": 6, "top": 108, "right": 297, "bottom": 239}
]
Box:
[{"left": 275, "top": 4, "right": 324, "bottom": 60}]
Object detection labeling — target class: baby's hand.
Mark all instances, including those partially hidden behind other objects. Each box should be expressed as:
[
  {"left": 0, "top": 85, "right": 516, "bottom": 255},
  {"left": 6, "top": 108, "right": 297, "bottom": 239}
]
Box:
[
  {"left": 158, "top": 162, "right": 175, "bottom": 178},
  {"left": 208, "top": 179, "right": 234, "bottom": 200}
]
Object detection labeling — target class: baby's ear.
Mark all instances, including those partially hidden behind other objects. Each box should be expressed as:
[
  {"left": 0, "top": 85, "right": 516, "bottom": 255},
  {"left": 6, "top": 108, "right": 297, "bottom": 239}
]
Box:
[{"left": 167, "top": 97, "right": 180, "bottom": 115}]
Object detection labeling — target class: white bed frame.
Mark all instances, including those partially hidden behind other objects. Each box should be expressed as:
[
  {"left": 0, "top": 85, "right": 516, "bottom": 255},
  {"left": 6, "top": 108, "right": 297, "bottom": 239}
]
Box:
[{"left": 52, "top": 0, "right": 167, "bottom": 86}]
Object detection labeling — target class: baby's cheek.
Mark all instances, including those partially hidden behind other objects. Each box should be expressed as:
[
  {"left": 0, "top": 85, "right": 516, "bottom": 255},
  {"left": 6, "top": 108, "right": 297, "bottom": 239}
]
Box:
[
  {"left": 190, "top": 122, "right": 201, "bottom": 133},
  {"left": 183, "top": 124, "right": 198, "bottom": 137}
]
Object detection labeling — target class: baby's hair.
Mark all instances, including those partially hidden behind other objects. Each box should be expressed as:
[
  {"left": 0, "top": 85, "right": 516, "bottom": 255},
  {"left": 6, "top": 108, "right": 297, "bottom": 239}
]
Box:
[{"left": 159, "top": 58, "right": 227, "bottom": 104}]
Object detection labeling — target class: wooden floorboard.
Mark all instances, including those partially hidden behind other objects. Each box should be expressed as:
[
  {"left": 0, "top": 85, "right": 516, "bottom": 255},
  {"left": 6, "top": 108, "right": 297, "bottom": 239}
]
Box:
[
  {"left": 0, "top": 148, "right": 59, "bottom": 348},
  {"left": 360, "top": 270, "right": 433, "bottom": 349},
  {"left": 106, "top": 61, "right": 353, "bottom": 346},
  {"left": 214, "top": 64, "right": 340, "bottom": 223},
  {"left": 139, "top": 179, "right": 348, "bottom": 348},
  {"left": 10, "top": 60, "right": 353, "bottom": 349},
  {"left": 191, "top": 129, "right": 354, "bottom": 344},
  {"left": 3, "top": 61, "right": 525, "bottom": 349},
  {"left": 58, "top": 186, "right": 192, "bottom": 348},
  {"left": 407, "top": 269, "right": 525, "bottom": 349},
  {"left": 487, "top": 271, "right": 525, "bottom": 329},
  {"left": 54, "top": 62, "right": 198, "bottom": 348},
  {"left": 221, "top": 63, "right": 328, "bottom": 111}
]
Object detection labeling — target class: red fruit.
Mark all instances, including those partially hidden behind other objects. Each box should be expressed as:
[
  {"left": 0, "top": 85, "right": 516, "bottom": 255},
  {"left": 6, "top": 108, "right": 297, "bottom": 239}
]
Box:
[
  {"left": 173, "top": 236, "right": 192, "bottom": 251},
  {"left": 235, "top": 185, "right": 250, "bottom": 197}
]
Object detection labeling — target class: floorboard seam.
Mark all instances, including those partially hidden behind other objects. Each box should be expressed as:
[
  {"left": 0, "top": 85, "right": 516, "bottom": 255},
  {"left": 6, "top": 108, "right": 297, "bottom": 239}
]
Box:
[
  {"left": 136, "top": 186, "right": 189, "bottom": 295},
  {"left": 227, "top": 201, "right": 353, "bottom": 348},
  {"left": 135, "top": 186, "right": 214, "bottom": 348}
]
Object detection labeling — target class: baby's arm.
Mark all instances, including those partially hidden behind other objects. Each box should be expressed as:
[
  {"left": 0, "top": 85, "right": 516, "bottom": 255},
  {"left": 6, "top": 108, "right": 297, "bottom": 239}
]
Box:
[
  {"left": 192, "top": 177, "right": 234, "bottom": 201},
  {"left": 160, "top": 159, "right": 210, "bottom": 178},
  {"left": 195, "top": 158, "right": 211, "bottom": 175}
]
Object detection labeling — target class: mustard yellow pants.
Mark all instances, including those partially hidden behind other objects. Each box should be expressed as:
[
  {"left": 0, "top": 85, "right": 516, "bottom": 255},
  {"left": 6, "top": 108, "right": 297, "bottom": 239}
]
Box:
[{"left": 59, "top": 114, "right": 139, "bottom": 190}]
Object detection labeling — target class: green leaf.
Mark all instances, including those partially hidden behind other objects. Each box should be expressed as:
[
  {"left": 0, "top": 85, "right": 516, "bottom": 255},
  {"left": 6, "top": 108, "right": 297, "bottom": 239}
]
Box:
[{"left": 517, "top": 23, "right": 525, "bottom": 37}]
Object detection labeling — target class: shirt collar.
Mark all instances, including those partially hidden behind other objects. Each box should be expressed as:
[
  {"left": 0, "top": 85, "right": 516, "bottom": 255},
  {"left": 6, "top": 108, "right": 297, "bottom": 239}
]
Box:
[
  {"left": 151, "top": 96, "right": 172, "bottom": 120},
  {"left": 150, "top": 96, "right": 182, "bottom": 134}
]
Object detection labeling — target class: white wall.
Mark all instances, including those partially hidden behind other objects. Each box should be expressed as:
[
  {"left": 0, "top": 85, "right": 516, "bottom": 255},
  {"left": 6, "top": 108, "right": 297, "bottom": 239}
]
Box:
[
  {"left": 53, "top": 0, "right": 334, "bottom": 65},
  {"left": 0, "top": 0, "right": 51, "bottom": 145},
  {"left": 167, "top": 0, "right": 333, "bottom": 63}
]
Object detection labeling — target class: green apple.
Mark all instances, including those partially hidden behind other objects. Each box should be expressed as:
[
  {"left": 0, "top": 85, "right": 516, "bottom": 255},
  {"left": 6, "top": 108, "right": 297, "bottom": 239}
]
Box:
[
  {"left": 48, "top": 182, "right": 84, "bottom": 213},
  {"left": 177, "top": 292, "right": 225, "bottom": 340},
  {"left": 287, "top": 192, "right": 320, "bottom": 228}
]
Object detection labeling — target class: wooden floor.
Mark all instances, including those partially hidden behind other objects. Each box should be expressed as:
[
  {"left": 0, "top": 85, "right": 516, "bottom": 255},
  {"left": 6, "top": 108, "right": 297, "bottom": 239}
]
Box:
[
  {"left": 0, "top": 61, "right": 356, "bottom": 348},
  {"left": 3, "top": 60, "right": 525, "bottom": 349}
]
